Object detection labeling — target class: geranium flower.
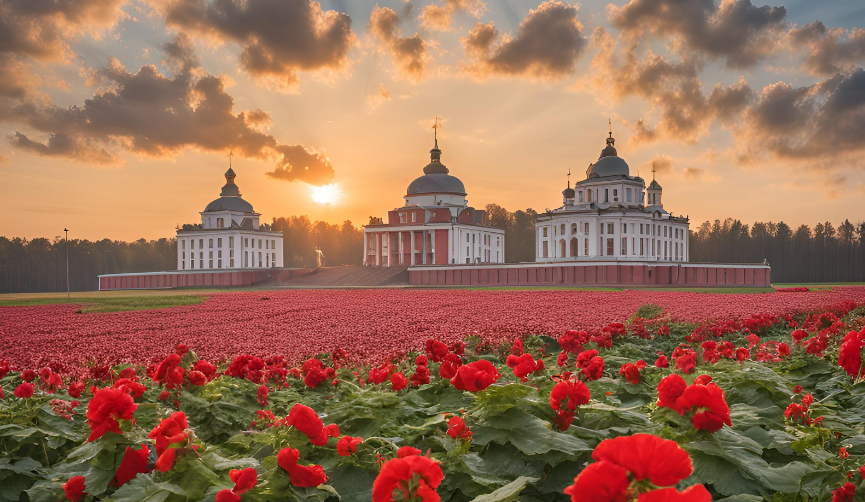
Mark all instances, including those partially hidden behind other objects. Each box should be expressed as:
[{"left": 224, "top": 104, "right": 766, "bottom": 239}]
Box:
[
  {"left": 372, "top": 450, "right": 444, "bottom": 502},
  {"left": 337, "top": 436, "right": 363, "bottom": 456},
  {"left": 451, "top": 360, "right": 500, "bottom": 392},
  {"left": 113, "top": 444, "right": 150, "bottom": 487},
  {"left": 390, "top": 372, "right": 408, "bottom": 391},
  {"left": 215, "top": 490, "right": 241, "bottom": 502},
  {"left": 149, "top": 411, "right": 189, "bottom": 471},
  {"left": 425, "top": 340, "right": 449, "bottom": 362},
  {"left": 506, "top": 353, "right": 543, "bottom": 382},
  {"left": 257, "top": 385, "right": 268, "bottom": 406},
  {"left": 833, "top": 482, "right": 855, "bottom": 502},
  {"left": 87, "top": 387, "right": 137, "bottom": 442},
  {"left": 63, "top": 476, "right": 86, "bottom": 502},
  {"left": 276, "top": 447, "right": 327, "bottom": 487},
  {"left": 619, "top": 363, "right": 641, "bottom": 385},
  {"left": 563, "top": 460, "right": 629, "bottom": 502},
  {"left": 410, "top": 365, "right": 430, "bottom": 387},
  {"left": 637, "top": 485, "right": 712, "bottom": 502},
  {"left": 188, "top": 371, "right": 207, "bottom": 387},
  {"left": 13, "top": 382, "right": 34, "bottom": 399},
  {"left": 438, "top": 354, "right": 462, "bottom": 379},
  {"left": 446, "top": 416, "right": 472, "bottom": 440},
  {"left": 229, "top": 467, "right": 258, "bottom": 494}
]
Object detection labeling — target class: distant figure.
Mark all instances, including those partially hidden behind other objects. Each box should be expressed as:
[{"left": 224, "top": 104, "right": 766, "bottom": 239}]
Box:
[{"left": 315, "top": 247, "right": 325, "bottom": 268}]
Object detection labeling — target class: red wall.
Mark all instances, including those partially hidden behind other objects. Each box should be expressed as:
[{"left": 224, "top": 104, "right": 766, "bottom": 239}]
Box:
[
  {"left": 409, "top": 264, "right": 771, "bottom": 287},
  {"left": 98, "top": 268, "right": 314, "bottom": 291}
]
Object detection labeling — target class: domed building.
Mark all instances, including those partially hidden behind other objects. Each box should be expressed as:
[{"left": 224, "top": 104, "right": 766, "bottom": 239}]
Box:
[
  {"left": 536, "top": 128, "right": 690, "bottom": 262},
  {"left": 176, "top": 168, "right": 283, "bottom": 270},
  {"left": 364, "top": 136, "right": 505, "bottom": 266}
]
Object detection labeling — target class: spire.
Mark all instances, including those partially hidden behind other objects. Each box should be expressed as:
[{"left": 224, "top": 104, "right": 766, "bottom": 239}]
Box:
[
  {"left": 599, "top": 119, "right": 618, "bottom": 159},
  {"left": 424, "top": 117, "right": 448, "bottom": 174},
  {"left": 651, "top": 162, "right": 656, "bottom": 181},
  {"left": 221, "top": 154, "right": 240, "bottom": 197},
  {"left": 567, "top": 168, "right": 571, "bottom": 189}
]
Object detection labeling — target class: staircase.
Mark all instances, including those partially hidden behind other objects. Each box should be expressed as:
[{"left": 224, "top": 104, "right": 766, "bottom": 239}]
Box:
[{"left": 276, "top": 266, "right": 409, "bottom": 288}]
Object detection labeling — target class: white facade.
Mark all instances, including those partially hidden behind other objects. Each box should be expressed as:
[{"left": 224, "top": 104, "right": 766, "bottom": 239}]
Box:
[
  {"left": 176, "top": 168, "right": 283, "bottom": 270},
  {"left": 363, "top": 139, "right": 505, "bottom": 266},
  {"left": 536, "top": 132, "right": 689, "bottom": 263}
]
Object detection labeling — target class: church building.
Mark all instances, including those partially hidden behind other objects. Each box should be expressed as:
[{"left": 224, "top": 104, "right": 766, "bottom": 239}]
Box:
[
  {"left": 176, "top": 168, "right": 283, "bottom": 270},
  {"left": 536, "top": 128, "right": 690, "bottom": 262},
  {"left": 363, "top": 135, "right": 505, "bottom": 266}
]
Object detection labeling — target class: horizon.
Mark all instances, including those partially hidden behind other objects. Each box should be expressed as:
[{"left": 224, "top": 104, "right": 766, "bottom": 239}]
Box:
[{"left": 2, "top": 0, "right": 864, "bottom": 242}]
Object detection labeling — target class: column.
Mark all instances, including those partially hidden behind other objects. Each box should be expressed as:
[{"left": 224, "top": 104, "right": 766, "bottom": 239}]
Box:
[
  {"left": 398, "top": 232, "right": 403, "bottom": 265},
  {"left": 422, "top": 230, "right": 427, "bottom": 265},
  {"left": 363, "top": 232, "right": 368, "bottom": 266}
]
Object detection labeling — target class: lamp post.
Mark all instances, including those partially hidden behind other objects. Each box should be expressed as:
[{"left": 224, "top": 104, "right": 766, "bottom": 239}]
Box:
[{"left": 64, "top": 228, "right": 70, "bottom": 301}]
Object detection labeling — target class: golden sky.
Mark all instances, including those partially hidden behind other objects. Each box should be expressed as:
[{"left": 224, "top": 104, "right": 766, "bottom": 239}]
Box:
[{"left": 1, "top": 0, "right": 864, "bottom": 241}]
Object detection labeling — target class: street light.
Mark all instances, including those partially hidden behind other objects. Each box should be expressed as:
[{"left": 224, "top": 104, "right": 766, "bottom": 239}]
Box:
[{"left": 64, "top": 228, "right": 70, "bottom": 301}]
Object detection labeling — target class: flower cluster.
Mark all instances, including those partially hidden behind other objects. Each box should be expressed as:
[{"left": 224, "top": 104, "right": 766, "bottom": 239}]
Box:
[{"left": 657, "top": 374, "right": 732, "bottom": 433}]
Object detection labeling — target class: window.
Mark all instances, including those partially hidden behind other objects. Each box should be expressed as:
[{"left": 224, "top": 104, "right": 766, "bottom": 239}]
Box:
[
  {"left": 218, "top": 238, "right": 222, "bottom": 247},
  {"left": 584, "top": 239, "right": 589, "bottom": 256},
  {"left": 584, "top": 222, "right": 589, "bottom": 233},
  {"left": 607, "top": 223, "right": 614, "bottom": 234},
  {"left": 272, "top": 240, "right": 276, "bottom": 249},
  {"left": 208, "top": 239, "right": 213, "bottom": 248},
  {"left": 578, "top": 191, "right": 584, "bottom": 203},
  {"left": 182, "top": 262, "right": 186, "bottom": 270},
  {"left": 640, "top": 223, "right": 643, "bottom": 234},
  {"left": 266, "top": 255, "right": 269, "bottom": 267},
  {"left": 613, "top": 189, "right": 618, "bottom": 201},
  {"left": 664, "top": 227, "right": 667, "bottom": 237},
  {"left": 209, "top": 259, "right": 213, "bottom": 268},
  {"left": 542, "top": 227, "right": 548, "bottom": 237},
  {"left": 571, "top": 223, "right": 577, "bottom": 234},
  {"left": 605, "top": 189, "right": 609, "bottom": 202},
  {"left": 199, "top": 239, "right": 204, "bottom": 249},
  {"left": 600, "top": 224, "right": 604, "bottom": 235},
  {"left": 411, "top": 212, "right": 416, "bottom": 223},
  {"left": 209, "top": 251, "right": 213, "bottom": 259},
  {"left": 218, "top": 250, "right": 222, "bottom": 258},
  {"left": 182, "top": 252, "right": 185, "bottom": 260},
  {"left": 622, "top": 238, "right": 627, "bottom": 255},
  {"left": 258, "top": 252, "right": 262, "bottom": 267},
  {"left": 272, "top": 252, "right": 276, "bottom": 264},
  {"left": 641, "top": 239, "right": 644, "bottom": 255},
  {"left": 230, "top": 259, "right": 234, "bottom": 267},
  {"left": 218, "top": 259, "right": 222, "bottom": 268},
  {"left": 399, "top": 213, "right": 406, "bottom": 223},
  {"left": 190, "top": 240, "right": 194, "bottom": 250},
  {"left": 542, "top": 241, "right": 549, "bottom": 258},
  {"left": 622, "top": 223, "right": 627, "bottom": 233},
  {"left": 230, "top": 249, "right": 234, "bottom": 257},
  {"left": 560, "top": 224, "right": 565, "bottom": 235},
  {"left": 258, "top": 239, "right": 262, "bottom": 249},
  {"left": 626, "top": 188, "right": 632, "bottom": 202},
  {"left": 181, "top": 240, "right": 186, "bottom": 250},
  {"left": 466, "top": 234, "right": 470, "bottom": 242},
  {"left": 217, "top": 218, "right": 224, "bottom": 228},
  {"left": 607, "top": 238, "right": 614, "bottom": 255},
  {"left": 588, "top": 189, "right": 593, "bottom": 202},
  {"left": 244, "top": 238, "right": 248, "bottom": 247}
]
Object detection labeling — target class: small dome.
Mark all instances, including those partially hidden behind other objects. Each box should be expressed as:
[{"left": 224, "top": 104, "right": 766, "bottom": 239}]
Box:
[
  {"left": 562, "top": 186, "right": 575, "bottom": 198},
  {"left": 408, "top": 173, "right": 466, "bottom": 195},
  {"left": 203, "top": 168, "right": 255, "bottom": 212},
  {"left": 648, "top": 179, "right": 662, "bottom": 190},
  {"left": 590, "top": 155, "right": 630, "bottom": 177}
]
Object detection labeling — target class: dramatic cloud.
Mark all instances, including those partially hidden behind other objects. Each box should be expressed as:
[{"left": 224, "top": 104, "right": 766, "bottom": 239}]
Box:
[
  {"left": 609, "top": 0, "right": 787, "bottom": 68},
  {"left": 587, "top": 28, "right": 754, "bottom": 144},
  {"left": 368, "top": 5, "right": 426, "bottom": 81},
  {"left": 151, "top": 0, "right": 355, "bottom": 90},
  {"left": 420, "top": 0, "right": 486, "bottom": 31},
  {"left": 7, "top": 35, "right": 335, "bottom": 185},
  {"left": 788, "top": 22, "right": 865, "bottom": 76},
  {"left": 734, "top": 69, "right": 865, "bottom": 169},
  {"left": 462, "top": 1, "right": 586, "bottom": 79}
]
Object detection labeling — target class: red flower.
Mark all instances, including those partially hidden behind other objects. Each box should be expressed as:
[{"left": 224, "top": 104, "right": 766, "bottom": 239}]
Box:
[
  {"left": 21, "top": 369, "right": 37, "bottom": 382},
  {"left": 657, "top": 374, "right": 687, "bottom": 414},
  {"left": 398, "top": 446, "right": 422, "bottom": 458},
  {"left": 229, "top": 467, "right": 258, "bottom": 494},
  {"left": 86, "top": 387, "right": 137, "bottom": 442},
  {"left": 451, "top": 360, "right": 500, "bottom": 392},
  {"left": 693, "top": 375, "right": 712, "bottom": 386},
  {"left": 337, "top": 435, "right": 363, "bottom": 456},
  {"left": 580, "top": 356, "right": 605, "bottom": 381},
  {"left": 446, "top": 416, "right": 472, "bottom": 440},
  {"left": 63, "top": 475, "right": 87, "bottom": 502},
  {"left": 14, "top": 382, "right": 34, "bottom": 399},
  {"left": 839, "top": 331, "right": 865, "bottom": 378},
  {"left": 655, "top": 355, "right": 669, "bottom": 368},
  {"left": 390, "top": 372, "right": 408, "bottom": 391},
  {"left": 675, "top": 352, "right": 697, "bottom": 374},
  {"left": 619, "top": 363, "right": 641, "bottom": 385},
  {"left": 637, "top": 485, "right": 712, "bottom": 502},
  {"left": 735, "top": 348, "right": 750, "bottom": 362},
  {"left": 592, "top": 434, "right": 693, "bottom": 487},
  {"left": 415, "top": 355, "right": 429, "bottom": 366},
  {"left": 215, "top": 490, "right": 241, "bottom": 502},
  {"left": 67, "top": 381, "right": 84, "bottom": 398},
  {"left": 113, "top": 378, "right": 147, "bottom": 398},
  {"left": 149, "top": 411, "right": 189, "bottom": 471},
  {"left": 510, "top": 338, "right": 524, "bottom": 356},
  {"left": 113, "top": 444, "right": 150, "bottom": 487},
  {"left": 310, "top": 423, "right": 340, "bottom": 447},
  {"left": 276, "top": 447, "right": 327, "bottom": 487},
  {"left": 154, "top": 353, "right": 185, "bottom": 389},
  {"left": 188, "top": 371, "right": 207, "bottom": 387},
  {"left": 193, "top": 360, "right": 218, "bottom": 381},
  {"left": 286, "top": 403, "right": 324, "bottom": 439},
  {"left": 550, "top": 379, "right": 591, "bottom": 412},
  {"left": 506, "top": 353, "right": 543, "bottom": 382},
  {"left": 425, "top": 340, "right": 449, "bottom": 362},
  {"left": 833, "top": 482, "right": 855, "bottom": 502},
  {"left": 410, "top": 365, "right": 430, "bottom": 387},
  {"left": 840, "top": 447, "right": 850, "bottom": 459},
  {"left": 793, "top": 384, "right": 803, "bottom": 394},
  {"left": 257, "top": 385, "right": 268, "bottom": 406},
  {"left": 563, "top": 460, "right": 629, "bottom": 502},
  {"left": 438, "top": 354, "right": 462, "bottom": 379},
  {"left": 679, "top": 383, "right": 732, "bottom": 433},
  {"left": 557, "top": 352, "right": 569, "bottom": 367},
  {"left": 372, "top": 452, "right": 444, "bottom": 502}
]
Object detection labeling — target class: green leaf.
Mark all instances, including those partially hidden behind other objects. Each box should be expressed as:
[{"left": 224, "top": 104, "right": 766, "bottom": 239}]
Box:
[
  {"left": 469, "top": 476, "right": 539, "bottom": 502},
  {"left": 327, "top": 464, "right": 376, "bottom": 502},
  {"left": 107, "top": 475, "right": 186, "bottom": 502},
  {"left": 472, "top": 408, "right": 591, "bottom": 457}
]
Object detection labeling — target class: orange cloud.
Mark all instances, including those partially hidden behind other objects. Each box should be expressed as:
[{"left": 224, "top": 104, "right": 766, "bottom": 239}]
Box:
[{"left": 369, "top": 5, "right": 427, "bottom": 82}]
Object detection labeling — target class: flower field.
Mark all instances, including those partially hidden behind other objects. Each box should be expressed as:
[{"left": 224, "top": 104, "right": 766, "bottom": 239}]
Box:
[
  {"left": 1, "top": 288, "right": 865, "bottom": 501},
  {"left": 2, "top": 287, "right": 865, "bottom": 371}
]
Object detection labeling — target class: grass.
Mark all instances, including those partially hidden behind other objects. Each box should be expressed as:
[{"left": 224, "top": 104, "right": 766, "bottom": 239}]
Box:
[{"left": 0, "top": 289, "right": 215, "bottom": 313}]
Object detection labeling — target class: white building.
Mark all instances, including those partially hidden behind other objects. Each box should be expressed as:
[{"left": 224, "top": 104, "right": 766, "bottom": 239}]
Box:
[
  {"left": 176, "top": 168, "right": 283, "bottom": 270},
  {"left": 536, "top": 130, "right": 690, "bottom": 262},
  {"left": 363, "top": 137, "right": 505, "bottom": 266}
]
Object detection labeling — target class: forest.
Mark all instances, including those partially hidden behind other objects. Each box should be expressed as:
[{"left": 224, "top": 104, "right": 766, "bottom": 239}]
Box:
[{"left": 0, "top": 209, "right": 862, "bottom": 292}]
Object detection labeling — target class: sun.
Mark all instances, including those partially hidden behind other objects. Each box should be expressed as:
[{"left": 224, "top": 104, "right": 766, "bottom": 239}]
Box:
[{"left": 311, "top": 183, "right": 341, "bottom": 204}]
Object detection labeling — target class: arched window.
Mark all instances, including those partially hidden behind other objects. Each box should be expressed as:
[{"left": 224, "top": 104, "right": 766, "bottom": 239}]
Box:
[
  {"left": 560, "top": 239, "right": 566, "bottom": 257},
  {"left": 587, "top": 189, "right": 593, "bottom": 202},
  {"left": 584, "top": 239, "right": 589, "bottom": 256},
  {"left": 560, "top": 224, "right": 565, "bottom": 235},
  {"left": 570, "top": 237, "right": 578, "bottom": 257},
  {"left": 571, "top": 223, "right": 577, "bottom": 234},
  {"left": 578, "top": 191, "right": 584, "bottom": 203}
]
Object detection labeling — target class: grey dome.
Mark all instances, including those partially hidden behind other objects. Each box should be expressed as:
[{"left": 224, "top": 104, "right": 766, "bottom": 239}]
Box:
[
  {"left": 590, "top": 156, "right": 630, "bottom": 177},
  {"left": 203, "top": 168, "right": 255, "bottom": 212},
  {"left": 204, "top": 196, "right": 254, "bottom": 212},
  {"left": 408, "top": 173, "right": 466, "bottom": 195}
]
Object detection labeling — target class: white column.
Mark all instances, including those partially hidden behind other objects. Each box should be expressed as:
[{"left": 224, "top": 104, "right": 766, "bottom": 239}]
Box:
[
  {"left": 363, "top": 232, "right": 368, "bottom": 266},
  {"left": 410, "top": 230, "right": 415, "bottom": 266},
  {"left": 398, "top": 232, "right": 403, "bottom": 265}
]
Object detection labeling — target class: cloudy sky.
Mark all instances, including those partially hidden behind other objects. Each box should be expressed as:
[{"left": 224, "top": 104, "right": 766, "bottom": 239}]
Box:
[{"left": 1, "top": 0, "right": 864, "bottom": 241}]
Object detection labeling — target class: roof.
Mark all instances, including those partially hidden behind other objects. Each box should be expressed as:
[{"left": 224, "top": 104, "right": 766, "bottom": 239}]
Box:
[
  {"left": 408, "top": 173, "right": 466, "bottom": 195},
  {"left": 203, "top": 168, "right": 255, "bottom": 213},
  {"left": 648, "top": 179, "right": 663, "bottom": 190},
  {"left": 589, "top": 155, "right": 630, "bottom": 178}
]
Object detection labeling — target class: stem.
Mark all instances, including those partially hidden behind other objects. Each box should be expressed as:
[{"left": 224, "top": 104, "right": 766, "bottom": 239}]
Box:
[{"left": 41, "top": 437, "right": 51, "bottom": 467}]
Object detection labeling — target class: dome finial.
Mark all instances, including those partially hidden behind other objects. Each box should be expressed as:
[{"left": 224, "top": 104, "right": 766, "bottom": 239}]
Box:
[
  {"left": 599, "top": 120, "right": 618, "bottom": 159},
  {"left": 433, "top": 116, "right": 440, "bottom": 149},
  {"left": 423, "top": 119, "right": 448, "bottom": 174}
]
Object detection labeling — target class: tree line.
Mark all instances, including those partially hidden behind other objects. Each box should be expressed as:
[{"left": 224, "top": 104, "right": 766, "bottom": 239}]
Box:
[{"left": 1, "top": 210, "right": 863, "bottom": 293}]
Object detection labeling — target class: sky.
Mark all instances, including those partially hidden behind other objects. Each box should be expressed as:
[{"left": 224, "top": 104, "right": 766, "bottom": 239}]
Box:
[{"left": 1, "top": 0, "right": 864, "bottom": 242}]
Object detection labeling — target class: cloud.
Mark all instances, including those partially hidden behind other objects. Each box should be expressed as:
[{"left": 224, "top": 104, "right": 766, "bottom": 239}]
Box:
[
  {"left": 151, "top": 0, "right": 355, "bottom": 91},
  {"left": 7, "top": 35, "right": 335, "bottom": 185},
  {"left": 650, "top": 155, "right": 673, "bottom": 174},
  {"left": 420, "top": 0, "right": 486, "bottom": 31},
  {"left": 0, "top": 153, "right": 8, "bottom": 164},
  {"left": 367, "top": 82, "right": 391, "bottom": 108},
  {"left": 587, "top": 28, "right": 754, "bottom": 144},
  {"left": 461, "top": 1, "right": 586, "bottom": 79},
  {"left": 682, "top": 167, "right": 721, "bottom": 182},
  {"left": 734, "top": 69, "right": 865, "bottom": 169},
  {"left": 788, "top": 22, "right": 865, "bottom": 76},
  {"left": 609, "top": 0, "right": 787, "bottom": 68},
  {"left": 368, "top": 5, "right": 427, "bottom": 81}
]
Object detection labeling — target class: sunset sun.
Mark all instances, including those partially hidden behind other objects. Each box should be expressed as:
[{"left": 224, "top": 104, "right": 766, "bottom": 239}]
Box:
[{"left": 311, "top": 184, "right": 341, "bottom": 204}]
